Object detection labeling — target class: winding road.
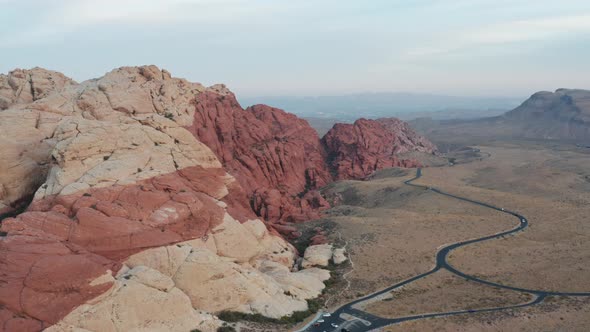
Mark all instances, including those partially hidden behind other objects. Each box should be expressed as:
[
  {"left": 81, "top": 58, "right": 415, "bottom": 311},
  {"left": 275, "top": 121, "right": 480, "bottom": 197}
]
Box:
[{"left": 300, "top": 168, "right": 590, "bottom": 332}]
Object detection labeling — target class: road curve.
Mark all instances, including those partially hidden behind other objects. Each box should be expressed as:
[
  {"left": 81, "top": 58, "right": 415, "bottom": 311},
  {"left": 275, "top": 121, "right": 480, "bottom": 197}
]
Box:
[{"left": 301, "top": 168, "right": 590, "bottom": 332}]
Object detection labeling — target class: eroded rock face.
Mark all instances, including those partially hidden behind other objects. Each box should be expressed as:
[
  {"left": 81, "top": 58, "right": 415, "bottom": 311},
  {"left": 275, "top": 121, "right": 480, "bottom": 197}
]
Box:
[
  {"left": 187, "top": 93, "right": 333, "bottom": 224},
  {"left": 0, "top": 166, "right": 233, "bottom": 327},
  {"left": 0, "top": 65, "right": 433, "bottom": 331},
  {"left": 302, "top": 244, "right": 334, "bottom": 268},
  {"left": 0, "top": 65, "right": 218, "bottom": 219},
  {"left": 46, "top": 218, "right": 328, "bottom": 332},
  {"left": 45, "top": 266, "right": 222, "bottom": 332},
  {"left": 301, "top": 244, "right": 348, "bottom": 268},
  {"left": 0, "top": 66, "right": 329, "bottom": 331},
  {"left": 0, "top": 67, "right": 76, "bottom": 110},
  {"left": 322, "top": 118, "right": 437, "bottom": 179}
]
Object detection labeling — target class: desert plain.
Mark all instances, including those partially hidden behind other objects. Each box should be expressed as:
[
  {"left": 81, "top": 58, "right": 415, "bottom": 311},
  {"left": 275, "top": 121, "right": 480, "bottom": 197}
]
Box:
[{"left": 295, "top": 139, "right": 590, "bottom": 331}]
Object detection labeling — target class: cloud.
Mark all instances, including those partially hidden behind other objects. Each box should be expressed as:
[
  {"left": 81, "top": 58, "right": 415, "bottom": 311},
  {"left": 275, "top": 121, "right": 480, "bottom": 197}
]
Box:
[
  {"left": 0, "top": 0, "right": 290, "bottom": 47},
  {"left": 403, "top": 14, "right": 590, "bottom": 58},
  {"left": 466, "top": 14, "right": 590, "bottom": 44},
  {"left": 55, "top": 0, "right": 259, "bottom": 26}
]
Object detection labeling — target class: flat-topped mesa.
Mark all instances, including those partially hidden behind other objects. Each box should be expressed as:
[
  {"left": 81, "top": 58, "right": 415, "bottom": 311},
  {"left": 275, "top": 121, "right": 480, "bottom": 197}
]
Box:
[
  {"left": 502, "top": 88, "right": 590, "bottom": 140},
  {"left": 322, "top": 118, "right": 438, "bottom": 179}
]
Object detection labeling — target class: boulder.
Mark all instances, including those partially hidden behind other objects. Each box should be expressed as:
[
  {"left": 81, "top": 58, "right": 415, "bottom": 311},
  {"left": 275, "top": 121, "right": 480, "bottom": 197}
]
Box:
[
  {"left": 302, "top": 244, "right": 334, "bottom": 268},
  {"left": 332, "top": 248, "right": 348, "bottom": 265}
]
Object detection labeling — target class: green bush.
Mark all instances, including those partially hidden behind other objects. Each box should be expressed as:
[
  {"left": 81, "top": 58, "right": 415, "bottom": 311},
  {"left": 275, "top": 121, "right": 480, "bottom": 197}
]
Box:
[
  {"left": 216, "top": 327, "right": 236, "bottom": 332},
  {"left": 218, "top": 298, "right": 323, "bottom": 325},
  {"left": 217, "top": 311, "right": 276, "bottom": 323}
]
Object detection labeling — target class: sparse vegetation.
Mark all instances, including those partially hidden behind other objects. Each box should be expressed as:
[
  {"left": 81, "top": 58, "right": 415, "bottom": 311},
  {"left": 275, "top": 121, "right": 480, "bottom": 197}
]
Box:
[
  {"left": 217, "top": 298, "right": 322, "bottom": 326},
  {"left": 216, "top": 327, "right": 235, "bottom": 332}
]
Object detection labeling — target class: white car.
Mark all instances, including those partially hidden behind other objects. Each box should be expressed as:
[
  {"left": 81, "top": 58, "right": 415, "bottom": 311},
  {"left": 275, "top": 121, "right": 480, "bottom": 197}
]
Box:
[
  {"left": 322, "top": 313, "right": 331, "bottom": 317},
  {"left": 317, "top": 319, "right": 325, "bottom": 323},
  {"left": 331, "top": 323, "right": 339, "bottom": 328}
]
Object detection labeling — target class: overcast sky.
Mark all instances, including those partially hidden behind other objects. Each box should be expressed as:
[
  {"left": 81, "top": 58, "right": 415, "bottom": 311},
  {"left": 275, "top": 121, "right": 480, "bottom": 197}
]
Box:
[{"left": 1, "top": 0, "right": 589, "bottom": 97}]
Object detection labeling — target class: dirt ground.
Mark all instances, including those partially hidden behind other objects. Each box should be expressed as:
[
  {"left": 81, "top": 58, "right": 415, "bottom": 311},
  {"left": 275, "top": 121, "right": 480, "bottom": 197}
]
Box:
[
  {"left": 320, "top": 174, "right": 515, "bottom": 302},
  {"left": 362, "top": 269, "right": 531, "bottom": 318},
  {"left": 314, "top": 140, "right": 590, "bottom": 331},
  {"left": 382, "top": 296, "right": 590, "bottom": 332}
]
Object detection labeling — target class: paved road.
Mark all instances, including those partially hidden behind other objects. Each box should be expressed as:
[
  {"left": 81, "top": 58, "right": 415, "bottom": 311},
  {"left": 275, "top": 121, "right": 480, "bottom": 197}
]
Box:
[{"left": 300, "top": 168, "right": 590, "bottom": 332}]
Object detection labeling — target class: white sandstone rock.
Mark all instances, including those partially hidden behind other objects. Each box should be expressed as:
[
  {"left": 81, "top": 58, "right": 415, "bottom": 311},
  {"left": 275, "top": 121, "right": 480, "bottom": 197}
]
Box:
[
  {"left": 45, "top": 267, "right": 222, "bottom": 332},
  {"left": 332, "top": 247, "right": 348, "bottom": 265},
  {"left": 302, "top": 244, "right": 334, "bottom": 268}
]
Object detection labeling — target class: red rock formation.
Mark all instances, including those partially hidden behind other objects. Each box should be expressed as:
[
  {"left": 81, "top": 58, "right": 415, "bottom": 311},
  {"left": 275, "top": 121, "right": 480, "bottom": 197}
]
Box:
[
  {"left": 186, "top": 92, "right": 332, "bottom": 225},
  {"left": 0, "top": 166, "right": 242, "bottom": 329},
  {"left": 322, "top": 118, "right": 437, "bottom": 179},
  {"left": 0, "top": 66, "right": 438, "bottom": 331}
]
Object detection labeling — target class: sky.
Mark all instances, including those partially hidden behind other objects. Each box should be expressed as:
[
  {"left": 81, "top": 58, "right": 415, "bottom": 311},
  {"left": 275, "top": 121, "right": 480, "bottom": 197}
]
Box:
[{"left": 1, "top": 0, "right": 590, "bottom": 97}]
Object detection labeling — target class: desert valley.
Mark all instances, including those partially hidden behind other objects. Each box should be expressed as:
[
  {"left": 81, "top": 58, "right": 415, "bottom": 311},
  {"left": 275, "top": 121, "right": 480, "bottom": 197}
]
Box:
[
  {"left": 2, "top": 2, "right": 590, "bottom": 331},
  {"left": 0, "top": 65, "right": 588, "bottom": 332}
]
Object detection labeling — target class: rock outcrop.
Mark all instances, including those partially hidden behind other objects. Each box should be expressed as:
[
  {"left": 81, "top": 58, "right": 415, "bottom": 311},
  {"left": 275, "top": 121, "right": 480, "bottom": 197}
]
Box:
[
  {"left": 45, "top": 266, "right": 223, "bottom": 332},
  {"left": 301, "top": 244, "right": 348, "bottom": 268},
  {"left": 45, "top": 218, "right": 330, "bottom": 332},
  {"left": 0, "top": 66, "right": 330, "bottom": 332},
  {"left": 322, "top": 118, "right": 438, "bottom": 179},
  {"left": 187, "top": 94, "right": 333, "bottom": 225},
  {"left": 0, "top": 67, "right": 76, "bottom": 110},
  {"left": 0, "top": 65, "right": 434, "bottom": 331},
  {"left": 332, "top": 248, "right": 348, "bottom": 265}
]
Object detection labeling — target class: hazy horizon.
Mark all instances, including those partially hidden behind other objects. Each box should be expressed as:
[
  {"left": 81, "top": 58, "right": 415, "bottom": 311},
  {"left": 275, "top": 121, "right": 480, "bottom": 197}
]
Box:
[{"left": 2, "top": 0, "right": 590, "bottom": 98}]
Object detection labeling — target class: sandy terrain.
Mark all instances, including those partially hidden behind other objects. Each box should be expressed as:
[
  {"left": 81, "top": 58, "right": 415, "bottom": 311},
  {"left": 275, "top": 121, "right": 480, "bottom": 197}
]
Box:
[
  {"left": 310, "top": 140, "right": 590, "bottom": 331},
  {"left": 413, "top": 144, "right": 590, "bottom": 293},
  {"left": 383, "top": 296, "right": 590, "bottom": 332},
  {"left": 318, "top": 169, "right": 515, "bottom": 302},
  {"left": 362, "top": 269, "right": 531, "bottom": 318}
]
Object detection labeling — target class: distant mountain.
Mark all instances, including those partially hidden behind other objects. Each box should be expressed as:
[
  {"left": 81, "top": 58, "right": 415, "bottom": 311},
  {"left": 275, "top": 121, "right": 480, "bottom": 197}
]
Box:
[
  {"left": 239, "top": 93, "right": 522, "bottom": 121},
  {"left": 410, "top": 89, "right": 590, "bottom": 143},
  {"left": 502, "top": 89, "right": 590, "bottom": 140}
]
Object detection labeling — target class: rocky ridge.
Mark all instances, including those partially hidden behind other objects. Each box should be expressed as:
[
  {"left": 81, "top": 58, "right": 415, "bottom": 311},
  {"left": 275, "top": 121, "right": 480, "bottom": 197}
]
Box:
[
  {"left": 323, "top": 118, "right": 438, "bottom": 179},
  {"left": 0, "top": 66, "right": 329, "bottom": 331},
  {"left": 0, "top": 65, "right": 435, "bottom": 331},
  {"left": 503, "top": 88, "right": 590, "bottom": 140},
  {"left": 187, "top": 94, "right": 332, "bottom": 228}
]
